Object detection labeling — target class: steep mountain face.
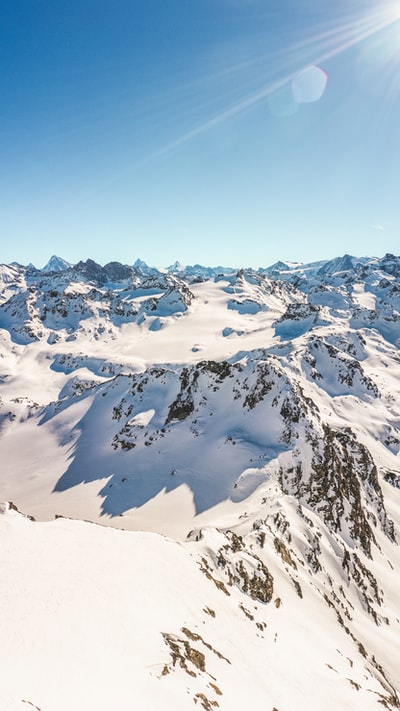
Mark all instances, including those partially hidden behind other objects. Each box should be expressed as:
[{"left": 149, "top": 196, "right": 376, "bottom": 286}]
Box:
[
  {"left": 72, "top": 258, "right": 135, "bottom": 284},
  {"left": 41, "top": 255, "right": 73, "bottom": 272},
  {"left": 0, "top": 253, "right": 399, "bottom": 710}
]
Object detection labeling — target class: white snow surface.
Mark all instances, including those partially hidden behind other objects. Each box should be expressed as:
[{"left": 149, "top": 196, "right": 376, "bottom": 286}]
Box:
[
  {"left": 1, "top": 499, "right": 399, "bottom": 711},
  {"left": 0, "top": 254, "right": 400, "bottom": 709}
]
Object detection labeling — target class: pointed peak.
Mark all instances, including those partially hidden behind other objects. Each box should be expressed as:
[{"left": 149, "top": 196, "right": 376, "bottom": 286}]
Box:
[
  {"left": 42, "top": 255, "right": 72, "bottom": 273},
  {"left": 167, "top": 260, "right": 183, "bottom": 272}
]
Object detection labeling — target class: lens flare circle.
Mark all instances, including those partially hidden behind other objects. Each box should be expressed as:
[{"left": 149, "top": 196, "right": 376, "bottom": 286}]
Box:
[{"left": 292, "top": 66, "right": 328, "bottom": 104}]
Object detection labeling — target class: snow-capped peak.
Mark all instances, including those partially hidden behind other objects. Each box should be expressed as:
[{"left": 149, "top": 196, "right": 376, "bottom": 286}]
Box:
[
  {"left": 132, "top": 258, "right": 160, "bottom": 276},
  {"left": 42, "top": 255, "right": 72, "bottom": 273},
  {"left": 167, "top": 260, "right": 184, "bottom": 273}
]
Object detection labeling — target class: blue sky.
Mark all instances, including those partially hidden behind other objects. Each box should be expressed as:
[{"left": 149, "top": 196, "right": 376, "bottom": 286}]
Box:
[{"left": 1, "top": 0, "right": 400, "bottom": 268}]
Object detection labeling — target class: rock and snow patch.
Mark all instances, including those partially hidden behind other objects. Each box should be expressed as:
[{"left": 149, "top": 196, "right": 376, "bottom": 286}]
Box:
[{"left": 1, "top": 502, "right": 399, "bottom": 711}]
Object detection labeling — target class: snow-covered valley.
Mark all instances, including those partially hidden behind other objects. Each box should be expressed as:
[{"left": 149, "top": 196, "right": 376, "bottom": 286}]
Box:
[{"left": 1, "top": 253, "right": 399, "bottom": 710}]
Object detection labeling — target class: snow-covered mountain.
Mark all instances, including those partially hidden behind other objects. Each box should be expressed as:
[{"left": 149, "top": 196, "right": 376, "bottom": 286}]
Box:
[
  {"left": 0, "top": 253, "right": 399, "bottom": 710},
  {"left": 41, "top": 255, "right": 73, "bottom": 272}
]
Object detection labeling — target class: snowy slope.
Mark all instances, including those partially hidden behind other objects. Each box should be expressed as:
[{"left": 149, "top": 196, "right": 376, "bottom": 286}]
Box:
[
  {"left": 1, "top": 500, "right": 399, "bottom": 711},
  {"left": 0, "top": 253, "right": 400, "bottom": 709}
]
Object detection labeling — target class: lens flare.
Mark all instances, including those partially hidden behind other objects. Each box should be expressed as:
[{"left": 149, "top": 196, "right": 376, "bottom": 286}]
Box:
[
  {"left": 92, "top": 0, "right": 400, "bottom": 189},
  {"left": 292, "top": 66, "right": 328, "bottom": 104}
]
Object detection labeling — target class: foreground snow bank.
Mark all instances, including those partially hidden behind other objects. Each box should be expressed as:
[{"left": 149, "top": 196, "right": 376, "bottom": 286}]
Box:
[{"left": 1, "top": 502, "right": 398, "bottom": 711}]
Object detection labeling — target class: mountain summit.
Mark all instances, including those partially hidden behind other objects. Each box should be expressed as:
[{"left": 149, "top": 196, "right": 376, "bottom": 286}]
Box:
[{"left": 42, "top": 255, "right": 72, "bottom": 272}]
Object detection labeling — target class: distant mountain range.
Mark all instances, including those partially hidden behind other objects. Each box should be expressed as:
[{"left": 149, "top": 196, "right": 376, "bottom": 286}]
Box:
[
  {"left": 36, "top": 251, "right": 400, "bottom": 281},
  {"left": 0, "top": 252, "right": 399, "bottom": 710}
]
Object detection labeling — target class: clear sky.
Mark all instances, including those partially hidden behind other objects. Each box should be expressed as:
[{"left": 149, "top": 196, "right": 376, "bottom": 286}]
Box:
[{"left": 1, "top": 0, "right": 400, "bottom": 268}]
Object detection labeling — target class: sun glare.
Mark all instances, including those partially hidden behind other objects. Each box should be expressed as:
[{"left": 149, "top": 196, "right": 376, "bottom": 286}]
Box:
[{"left": 87, "top": 0, "right": 400, "bottom": 184}]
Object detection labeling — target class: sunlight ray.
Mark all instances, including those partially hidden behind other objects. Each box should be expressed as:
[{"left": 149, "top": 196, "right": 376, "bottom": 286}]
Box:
[{"left": 133, "top": 7, "right": 400, "bottom": 159}]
